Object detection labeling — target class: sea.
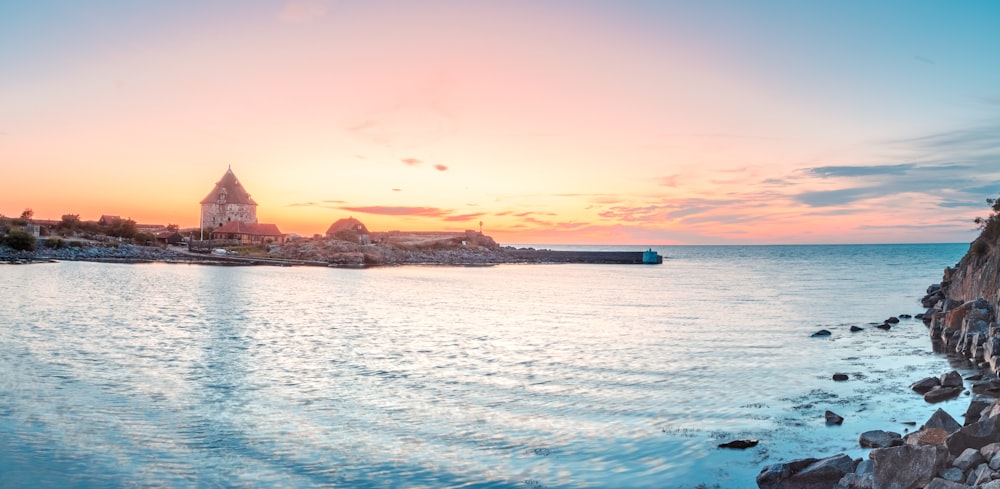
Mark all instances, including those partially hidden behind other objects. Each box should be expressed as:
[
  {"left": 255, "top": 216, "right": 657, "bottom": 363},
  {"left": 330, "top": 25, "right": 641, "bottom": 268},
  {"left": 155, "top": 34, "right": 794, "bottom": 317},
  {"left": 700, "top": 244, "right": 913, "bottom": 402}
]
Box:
[{"left": 0, "top": 243, "right": 975, "bottom": 488}]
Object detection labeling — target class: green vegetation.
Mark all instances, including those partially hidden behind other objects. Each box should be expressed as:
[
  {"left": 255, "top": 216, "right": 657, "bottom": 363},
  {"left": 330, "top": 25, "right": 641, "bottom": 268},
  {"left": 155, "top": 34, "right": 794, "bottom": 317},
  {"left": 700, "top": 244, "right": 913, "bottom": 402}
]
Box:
[
  {"left": 3, "top": 230, "right": 37, "bottom": 251},
  {"left": 972, "top": 197, "right": 1000, "bottom": 256}
]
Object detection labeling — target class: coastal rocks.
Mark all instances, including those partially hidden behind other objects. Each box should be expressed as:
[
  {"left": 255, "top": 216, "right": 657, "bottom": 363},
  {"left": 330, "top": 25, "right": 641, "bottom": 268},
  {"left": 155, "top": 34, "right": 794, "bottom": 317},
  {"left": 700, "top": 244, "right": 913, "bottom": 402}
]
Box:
[
  {"left": 913, "top": 377, "right": 942, "bottom": 394},
  {"left": 719, "top": 439, "right": 758, "bottom": 449},
  {"left": 876, "top": 323, "right": 892, "bottom": 330},
  {"left": 812, "top": 329, "right": 833, "bottom": 337},
  {"left": 826, "top": 410, "right": 845, "bottom": 425},
  {"left": 756, "top": 454, "right": 856, "bottom": 489},
  {"left": 947, "top": 415, "right": 1000, "bottom": 457},
  {"left": 923, "top": 408, "right": 962, "bottom": 434},
  {"left": 859, "top": 430, "right": 902, "bottom": 449},
  {"left": 833, "top": 373, "right": 849, "bottom": 381},
  {"left": 870, "top": 444, "right": 947, "bottom": 489},
  {"left": 925, "top": 387, "right": 963, "bottom": 404},
  {"left": 850, "top": 326, "right": 864, "bottom": 332}
]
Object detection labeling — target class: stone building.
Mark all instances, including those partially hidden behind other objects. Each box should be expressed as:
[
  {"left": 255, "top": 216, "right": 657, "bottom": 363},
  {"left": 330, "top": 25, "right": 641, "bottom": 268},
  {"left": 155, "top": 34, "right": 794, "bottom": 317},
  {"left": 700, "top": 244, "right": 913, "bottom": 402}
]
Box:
[{"left": 200, "top": 167, "right": 257, "bottom": 230}]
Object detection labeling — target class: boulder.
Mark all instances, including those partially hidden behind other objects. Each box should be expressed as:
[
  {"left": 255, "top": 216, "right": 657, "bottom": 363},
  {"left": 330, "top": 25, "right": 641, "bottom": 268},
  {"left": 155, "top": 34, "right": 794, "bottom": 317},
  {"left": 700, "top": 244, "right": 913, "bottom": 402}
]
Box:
[
  {"left": 982, "top": 480, "right": 1000, "bottom": 489},
  {"left": 990, "top": 451, "right": 1000, "bottom": 470},
  {"left": 906, "top": 428, "right": 949, "bottom": 447},
  {"left": 981, "top": 441, "right": 1000, "bottom": 460},
  {"left": 876, "top": 323, "right": 892, "bottom": 330},
  {"left": 718, "top": 439, "right": 758, "bottom": 449},
  {"left": 912, "top": 377, "right": 942, "bottom": 394},
  {"left": 886, "top": 316, "right": 901, "bottom": 324},
  {"left": 859, "top": 430, "right": 902, "bottom": 449},
  {"left": 757, "top": 454, "right": 856, "bottom": 489},
  {"left": 812, "top": 329, "right": 833, "bottom": 337},
  {"left": 924, "top": 478, "right": 972, "bottom": 489},
  {"left": 947, "top": 415, "right": 1000, "bottom": 457},
  {"left": 871, "top": 444, "right": 947, "bottom": 489},
  {"left": 826, "top": 410, "right": 845, "bottom": 425},
  {"left": 941, "top": 371, "right": 964, "bottom": 388},
  {"left": 850, "top": 325, "right": 864, "bottom": 332},
  {"left": 953, "top": 447, "right": 985, "bottom": 471},
  {"left": 925, "top": 387, "right": 962, "bottom": 404},
  {"left": 966, "top": 397, "right": 994, "bottom": 424},
  {"left": 924, "top": 408, "right": 962, "bottom": 434},
  {"left": 899, "top": 314, "right": 913, "bottom": 319},
  {"left": 834, "top": 473, "right": 873, "bottom": 489},
  {"left": 965, "top": 463, "right": 992, "bottom": 485},
  {"left": 833, "top": 373, "right": 849, "bottom": 381},
  {"left": 937, "top": 467, "right": 965, "bottom": 483}
]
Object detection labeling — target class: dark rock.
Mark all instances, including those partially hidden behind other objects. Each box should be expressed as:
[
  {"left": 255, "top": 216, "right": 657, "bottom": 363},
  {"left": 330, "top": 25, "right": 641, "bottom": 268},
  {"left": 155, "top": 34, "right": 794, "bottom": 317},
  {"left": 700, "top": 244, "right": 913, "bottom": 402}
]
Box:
[
  {"left": 718, "top": 439, "right": 758, "bottom": 449},
  {"left": 941, "top": 371, "right": 964, "bottom": 388},
  {"left": 871, "top": 444, "right": 947, "bottom": 489},
  {"left": 966, "top": 374, "right": 985, "bottom": 381},
  {"left": 906, "top": 427, "right": 949, "bottom": 447},
  {"left": 925, "top": 478, "right": 972, "bottom": 489},
  {"left": 924, "top": 408, "right": 962, "bottom": 434},
  {"left": 937, "top": 467, "right": 965, "bottom": 483},
  {"left": 953, "top": 447, "right": 985, "bottom": 471},
  {"left": 899, "top": 314, "right": 913, "bottom": 319},
  {"left": 966, "top": 397, "right": 993, "bottom": 424},
  {"left": 812, "top": 329, "right": 833, "bottom": 337},
  {"left": 850, "top": 325, "right": 864, "bottom": 332},
  {"left": 876, "top": 323, "right": 892, "bottom": 330},
  {"left": 859, "top": 430, "right": 903, "bottom": 449},
  {"left": 972, "top": 380, "right": 1000, "bottom": 396},
  {"left": 913, "top": 377, "right": 942, "bottom": 394},
  {"left": 982, "top": 441, "right": 1000, "bottom": 460},
  {"left": 947, "top": 415, "right": 1000, "bottom": 457},
  {"left": 833, "top": 373, "right": 849, "bottom": 381},
  {"left": 834, "top": 473, "right": 873, "bottom": 489},
  {"left": 826, "top": 410, "right": 844, "bottom": 425},
  {"left": 989, "top": 450, "right": 1000, "bottom": 470},
  {"left": 966, "top": 463, "right": 992, "bottom": 485},
  {"left": 757, "top": 454, "right": 856, "bottom": 489},
  {"left": 886, "top": 316, "right": 901, "bottom": 324},
  {"left": 925, "top": 386, "right": 962, "bottom": 403}
]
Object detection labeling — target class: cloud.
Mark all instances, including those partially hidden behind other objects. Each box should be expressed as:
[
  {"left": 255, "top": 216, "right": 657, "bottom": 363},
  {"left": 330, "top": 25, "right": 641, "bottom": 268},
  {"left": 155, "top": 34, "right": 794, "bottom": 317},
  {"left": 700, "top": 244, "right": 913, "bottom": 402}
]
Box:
[
  {"left": 339, "top": 206, "right": 450, "bottom": 217},
  {"left": 658, "top": 175, "right": 680, "bottom": 187},
  {"left": 402, "top": 158, "right": 421, "bottom": 166},
  {"left": 392, "top": 188, "right": 402, "bottom": 192},
  {"left": 434, "top": 164, "right": 448, "bottom": 172},
  {"left": 808, "top": 164, "right": 914, "bottom": 178},
  {"left": 443, "top": 213, "right": 485, "bottom": 222},
  {"left": 795, "top": 187, "right": 883, "bottom": 207}
]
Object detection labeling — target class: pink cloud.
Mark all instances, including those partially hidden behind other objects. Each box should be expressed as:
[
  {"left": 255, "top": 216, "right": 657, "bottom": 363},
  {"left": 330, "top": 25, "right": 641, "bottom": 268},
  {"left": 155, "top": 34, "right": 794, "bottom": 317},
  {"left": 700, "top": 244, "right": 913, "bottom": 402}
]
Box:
[
  {"left": 434, "top": 164, "right": 448, "bottom": 171},
  {"left": 444, "top": 212, "right": 486, "bottom": 222},
  {"left": 340, "top": 206, "right": 450, "bottom": 217},
  {"left": 402, "top": 158, "right": 421, "bottom": 166}
]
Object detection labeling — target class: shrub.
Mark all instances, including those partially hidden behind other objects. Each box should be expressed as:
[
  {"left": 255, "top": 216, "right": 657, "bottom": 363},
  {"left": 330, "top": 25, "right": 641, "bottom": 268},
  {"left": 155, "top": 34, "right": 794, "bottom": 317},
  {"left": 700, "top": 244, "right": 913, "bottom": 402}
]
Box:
[
  {"left": 68, "top": 241, "right": 84, "bottom": 248},
  {"left": 44, "top": 238, "right": 66, "bottom": 249},
  {"left": 4, "top": 230, "right": 37, "bottom": 251}
]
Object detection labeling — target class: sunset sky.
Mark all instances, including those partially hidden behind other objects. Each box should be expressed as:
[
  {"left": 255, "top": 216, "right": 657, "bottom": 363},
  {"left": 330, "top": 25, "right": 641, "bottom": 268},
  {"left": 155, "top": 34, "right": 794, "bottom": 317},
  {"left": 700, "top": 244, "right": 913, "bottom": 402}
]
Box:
[{"left": 2, "top": 1, "right": 999, "bottom": 244}]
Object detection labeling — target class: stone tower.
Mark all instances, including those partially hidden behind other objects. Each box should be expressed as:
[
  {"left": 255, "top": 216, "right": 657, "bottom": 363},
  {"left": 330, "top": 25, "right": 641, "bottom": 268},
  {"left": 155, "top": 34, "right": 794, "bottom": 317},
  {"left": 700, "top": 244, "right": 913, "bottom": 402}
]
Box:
[{"left": 200, "top": 167, "right": 258, "bottom": 230}]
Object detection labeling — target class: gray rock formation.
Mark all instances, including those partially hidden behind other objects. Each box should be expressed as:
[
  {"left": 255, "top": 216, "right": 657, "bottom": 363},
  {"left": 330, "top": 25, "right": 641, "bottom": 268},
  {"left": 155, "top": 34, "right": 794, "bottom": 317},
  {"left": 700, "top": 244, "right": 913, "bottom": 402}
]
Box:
[{"left": 757, "top": 454, "right": 856, "bottom": 489}]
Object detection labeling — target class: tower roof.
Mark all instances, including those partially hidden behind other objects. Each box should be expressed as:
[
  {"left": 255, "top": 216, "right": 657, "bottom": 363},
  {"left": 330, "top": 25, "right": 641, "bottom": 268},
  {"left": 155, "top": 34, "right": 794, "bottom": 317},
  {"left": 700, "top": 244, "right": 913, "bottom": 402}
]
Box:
[{"left": 200, "top": 168, "right": 257, "bottom": 206}]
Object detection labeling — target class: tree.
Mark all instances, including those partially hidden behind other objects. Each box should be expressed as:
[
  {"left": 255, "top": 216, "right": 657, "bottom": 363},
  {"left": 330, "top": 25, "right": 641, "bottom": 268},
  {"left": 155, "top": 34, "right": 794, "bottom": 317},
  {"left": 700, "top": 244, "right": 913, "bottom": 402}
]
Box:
[
  {"left": 166, "top": 223, "right": 179, "bottom": 232},
  {"left": 58, "top": 214, "right": 81, "bottom": 231},
  {"left": 20, "top": 208, "right": 33, "bottom": 220},
  {"left": 107, "top": 218, "right": 138, "bottom": 239},
  {"left": 3, "top": 230, "right": 37, "bottom": 251}
]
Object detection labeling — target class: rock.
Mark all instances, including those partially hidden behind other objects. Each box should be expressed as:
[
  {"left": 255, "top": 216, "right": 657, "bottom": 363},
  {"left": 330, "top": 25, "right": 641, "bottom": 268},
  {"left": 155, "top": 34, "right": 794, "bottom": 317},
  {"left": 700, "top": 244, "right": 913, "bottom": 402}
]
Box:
[
  {"left": 834, "top": 473, "right": 874, "bottom": 489},
  {"left": 850, "top": 325, "right": 864, "bottom": 332},
  {"left": 981, "top": 441, "right": 1000, "bottom": 461},
  {"left": 953, "top": 447, "right": 985, "bottom": 471},
  {"left": 886, "top": 316, "right": 901, "bottom": 324},
  {"left": 947, "top": 415, "right": 1000, "bottom": 457},
  {"left": 941, "top": 371, "right": 964, "bottom": 388},
  {"left": 899, "top": 314, "right": 913, "bottom": 319},
  {"left": 718, "top": 439, "right": 758, "bottom": 449},
  {"left": 812, "top": 329, "right": 833, "bottom": 337},
  {"left": 871, "top": 444, "right": 947, "bottom": 489},
  {"left": 966, "top": 397, "right": 994, "bottom": 424},
  {"left": 937, "top": 467, "right": 965, "bottom": 483},
  {"left": 906, "top": 428, "right": 949, "bottom": 446},
  {"left": 990, "top": 451, "right": 1000, "bottom": 470},
  {"left": 876, "top": 323, "right": 892, "bottom": 330},
  {"left": 859, "top": 430, "right": 902, "bottom": 449},
  {"left": 855, "top": 459, "right": 873, "bottom": 475},
  {"left": 965, "top": 463, "right": 992, "bottom": 485},
  {"left": 833, "top": 373, "right": 849, "bottom": 381},
  {"left": 925, "top": 387, "right": 963, "bottom": 403},
  {"left": 966, "top": 374, "right": 984, "bottom": 381},
  {"left": 826, "top": 410, "right": 844, "bottom": 425},
  {"left": 925, "top": 478, "right": 972, "bottom": 489},
  {"left": 756, "top": 454, "right": 856, "bottom": 489},
  {"left": 924, "top": 408, "right": 962, "bottom": 434},
  {"left": 982, "top": 479, "right": 1000, "bottom": 489},
  {"left": 913, "top": 377, "right": 942, "bottom": 394}
]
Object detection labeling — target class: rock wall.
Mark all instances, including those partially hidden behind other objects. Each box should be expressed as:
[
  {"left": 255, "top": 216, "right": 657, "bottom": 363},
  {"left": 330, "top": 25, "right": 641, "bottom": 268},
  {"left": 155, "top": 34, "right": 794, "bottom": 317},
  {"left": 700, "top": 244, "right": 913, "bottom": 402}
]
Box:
[{"left": 941, "top": 244, "right": 1000, "bottom": 313}]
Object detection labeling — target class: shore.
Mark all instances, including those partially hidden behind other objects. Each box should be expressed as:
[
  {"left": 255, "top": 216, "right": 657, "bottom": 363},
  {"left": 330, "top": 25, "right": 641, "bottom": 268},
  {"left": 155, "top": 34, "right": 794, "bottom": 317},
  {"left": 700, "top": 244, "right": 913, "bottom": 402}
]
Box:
[{"left": 0, "top": 241, "right": 662, "bottom": 267}]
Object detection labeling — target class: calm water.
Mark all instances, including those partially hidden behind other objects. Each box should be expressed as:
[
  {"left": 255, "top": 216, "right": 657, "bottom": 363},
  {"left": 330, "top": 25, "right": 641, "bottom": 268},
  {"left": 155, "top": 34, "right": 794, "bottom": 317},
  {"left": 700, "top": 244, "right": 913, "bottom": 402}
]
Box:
[{"left": 0, "top": 244, "right": 972, "bottom": 488}]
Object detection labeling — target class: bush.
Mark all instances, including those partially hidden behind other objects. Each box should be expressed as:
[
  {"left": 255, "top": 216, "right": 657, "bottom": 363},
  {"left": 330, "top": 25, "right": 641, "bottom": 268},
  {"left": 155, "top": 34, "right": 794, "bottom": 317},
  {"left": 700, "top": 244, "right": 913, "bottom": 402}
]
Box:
[
  {"left": 4, "top": 230, "right": 37, "bottom": 251},
  {"left": 44, "top": 238, "right": 66, "bottom": 249},
  {"left": 68, "top": 241, "right": 84, "bottom": 248}
]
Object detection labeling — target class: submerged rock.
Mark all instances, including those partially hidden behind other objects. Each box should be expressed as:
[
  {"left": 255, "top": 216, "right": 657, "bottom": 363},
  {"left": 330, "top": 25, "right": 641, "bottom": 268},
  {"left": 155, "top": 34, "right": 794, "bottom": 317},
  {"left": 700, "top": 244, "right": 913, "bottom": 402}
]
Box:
[
  {"left": 756, "top": 454, "right": 855, "bottom": 489},
  {"left": 912, "top": 377, "right": 941, "bottom": 394},
  {"left": 925, "top": 387, "right": 962, "bottom": 404},
  {"left": 826, "top": 410, "right": 845, "bottom": 425},
  {"left": 876, "top": 323, "right": 892, "bottom": 330},
  {"left": 850, "top": 325, "right": 864, "bottom": 332},
  {"left": 833, "top": 373, "right": 849, "bottom": 381},
  {"left": 718, "top": 439, "right": 758, "bottom": 449},
  {"left": 812, "top": 329, "right": 833, "bottom": 337},
  {"left": 859, "top": 430, "right": 902, "bottom": 449}
]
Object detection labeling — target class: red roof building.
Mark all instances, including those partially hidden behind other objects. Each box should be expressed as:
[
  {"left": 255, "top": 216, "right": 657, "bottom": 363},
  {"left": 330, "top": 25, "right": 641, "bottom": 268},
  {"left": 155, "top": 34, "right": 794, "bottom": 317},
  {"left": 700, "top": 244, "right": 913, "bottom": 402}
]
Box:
[{"left": 211, "top": 221, "right": 286, "bottom": 245}]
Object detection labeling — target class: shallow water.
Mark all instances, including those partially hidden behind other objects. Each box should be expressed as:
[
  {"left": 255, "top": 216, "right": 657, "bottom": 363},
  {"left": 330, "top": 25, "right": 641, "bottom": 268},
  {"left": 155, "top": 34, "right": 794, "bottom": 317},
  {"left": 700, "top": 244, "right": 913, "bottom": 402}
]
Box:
[{"left": 0, "top": 243, "right": 972, "bottom": 487}]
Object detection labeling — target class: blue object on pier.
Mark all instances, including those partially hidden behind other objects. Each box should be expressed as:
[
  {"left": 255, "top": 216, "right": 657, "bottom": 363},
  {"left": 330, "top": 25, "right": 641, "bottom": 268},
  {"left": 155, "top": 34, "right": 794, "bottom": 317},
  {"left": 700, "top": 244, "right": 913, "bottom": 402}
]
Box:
[{"left": 642, "top": 249, "right": 662, "bottom": 264}]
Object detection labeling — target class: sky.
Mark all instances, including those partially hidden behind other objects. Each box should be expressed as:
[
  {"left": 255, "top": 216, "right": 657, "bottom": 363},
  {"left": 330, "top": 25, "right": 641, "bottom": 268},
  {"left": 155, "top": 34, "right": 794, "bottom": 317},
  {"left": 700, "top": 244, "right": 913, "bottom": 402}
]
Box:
[{"left": 2, "top": 1, "right": 999, "bottom": 245}]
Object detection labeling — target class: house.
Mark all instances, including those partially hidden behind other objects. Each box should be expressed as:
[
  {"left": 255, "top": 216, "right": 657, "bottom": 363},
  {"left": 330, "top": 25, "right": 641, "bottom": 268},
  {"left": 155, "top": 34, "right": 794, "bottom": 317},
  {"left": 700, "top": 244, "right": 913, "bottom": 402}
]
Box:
[
  {"left": 200, "top": 167, "right": 258, "bottom": 229},
  {"left": 156, "top": 231, "right": 185, "bottom": 245},
  {"left": 211, "top": 221, "right": 286, "bottom": 245},
  {"left": 326, "top": 217, "right": 370, "bottom": 244},
  {"left": 98, "top": 215, "right": 121, "bottom": 226}
]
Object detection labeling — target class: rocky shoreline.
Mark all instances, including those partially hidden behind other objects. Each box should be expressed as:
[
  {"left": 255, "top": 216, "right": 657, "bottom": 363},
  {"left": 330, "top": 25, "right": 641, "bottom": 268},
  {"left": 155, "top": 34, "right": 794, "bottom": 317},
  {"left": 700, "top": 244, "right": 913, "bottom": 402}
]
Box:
[{"left": 755, "top": 264, "right": 1000, "bottom": 488}]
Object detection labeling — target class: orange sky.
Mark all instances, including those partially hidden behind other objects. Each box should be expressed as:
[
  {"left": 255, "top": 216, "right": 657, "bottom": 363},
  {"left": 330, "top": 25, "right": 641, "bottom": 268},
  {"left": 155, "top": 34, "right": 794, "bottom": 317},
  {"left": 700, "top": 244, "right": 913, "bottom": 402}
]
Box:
[{"left": 2, "top": 1, "right": 999, "bottom": 244}]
